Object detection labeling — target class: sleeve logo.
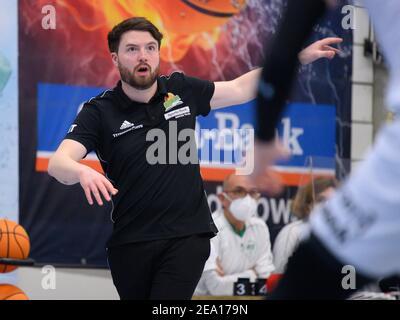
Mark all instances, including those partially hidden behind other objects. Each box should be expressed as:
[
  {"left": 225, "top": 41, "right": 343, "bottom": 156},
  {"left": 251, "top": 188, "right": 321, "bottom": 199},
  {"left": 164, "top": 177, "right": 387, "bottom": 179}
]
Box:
[{"left": 67, "top": 124, "right": 77, "bottom": 133}]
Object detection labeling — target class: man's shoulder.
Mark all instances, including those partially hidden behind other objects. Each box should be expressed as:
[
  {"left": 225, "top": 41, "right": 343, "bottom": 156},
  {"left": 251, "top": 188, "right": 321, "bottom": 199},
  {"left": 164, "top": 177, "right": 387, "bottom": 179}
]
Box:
[
  {"left": 248, "top": 216, "right": 268, "bottom": 227},
  {"left": 159, "top": 72, "right": 186, "bottom": 89},
  {"left": 161, "top": 71, "right": 185, "bottom": 81},
  {"left": 161, "top": 71, "right": 206, "bottom": 87},
  {"left": 82, "top": 88, "right": 117, "bottom": 110}
]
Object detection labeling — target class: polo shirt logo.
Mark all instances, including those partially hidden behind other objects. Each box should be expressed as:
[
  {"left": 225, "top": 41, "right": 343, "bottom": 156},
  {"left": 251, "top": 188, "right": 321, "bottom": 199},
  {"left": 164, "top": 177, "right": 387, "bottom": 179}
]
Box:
[
  {"left": 120, "top": 120, "right": 135, "bottom": 130},
  {"left": 112, "top": 123, "right": 144, "bottom": 138},
  {"left": 163, "top": 92, "right": 183, "bottom": 111},
  {"left": 164, "top": 106, "right": 191, "bottom": 120}
]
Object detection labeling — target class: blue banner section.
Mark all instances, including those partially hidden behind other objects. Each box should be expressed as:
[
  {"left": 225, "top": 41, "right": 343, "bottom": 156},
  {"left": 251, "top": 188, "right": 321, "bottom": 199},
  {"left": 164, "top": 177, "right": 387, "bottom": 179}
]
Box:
[
  {"left": 38, "top": 83, "right": 335, "bottom": 169},
  {"left": 197, "top": 101, "right": 335, "bottom": 168},
  {"left": 37, "top": 83, "right": 106, "bottom": 151}
]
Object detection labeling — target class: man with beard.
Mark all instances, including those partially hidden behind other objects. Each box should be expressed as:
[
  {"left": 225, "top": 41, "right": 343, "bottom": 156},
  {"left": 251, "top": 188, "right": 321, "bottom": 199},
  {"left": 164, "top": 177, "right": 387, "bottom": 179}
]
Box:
[{"left": 48, "top": 17, "right": 341, "bottom": 300}]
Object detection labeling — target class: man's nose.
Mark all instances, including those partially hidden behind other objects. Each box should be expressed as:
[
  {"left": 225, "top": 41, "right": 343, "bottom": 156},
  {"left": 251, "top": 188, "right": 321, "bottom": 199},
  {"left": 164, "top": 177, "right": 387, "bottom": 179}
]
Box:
[{"left": 137, "top": 48, "right": 148, "bottom": 61}]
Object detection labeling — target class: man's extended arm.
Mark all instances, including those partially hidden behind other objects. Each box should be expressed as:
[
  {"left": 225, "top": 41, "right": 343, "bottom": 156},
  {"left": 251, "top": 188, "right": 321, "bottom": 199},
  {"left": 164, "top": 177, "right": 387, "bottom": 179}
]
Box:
[{"left": 210, "top": 34, "right": 341, "bottom": 110}]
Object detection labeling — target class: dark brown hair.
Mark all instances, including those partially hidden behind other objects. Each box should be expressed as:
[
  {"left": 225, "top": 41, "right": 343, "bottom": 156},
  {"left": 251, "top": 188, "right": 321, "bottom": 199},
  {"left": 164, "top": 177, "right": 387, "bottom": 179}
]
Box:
[
  {"left": 291, "top": 176, "right": 338, "bottom": 220},
  {"left": 107, "top": 17, "right": 163, "bottom": 53}
]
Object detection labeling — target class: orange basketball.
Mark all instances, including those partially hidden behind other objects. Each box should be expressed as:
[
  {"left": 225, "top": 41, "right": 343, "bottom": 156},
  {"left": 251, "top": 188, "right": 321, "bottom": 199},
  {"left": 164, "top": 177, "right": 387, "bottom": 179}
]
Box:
[
  {"left": 0, "top": 284, "right": 29, "bottom": 300},
  {"left": 0, "top": 219, "right": 30, "bottom": 273}
]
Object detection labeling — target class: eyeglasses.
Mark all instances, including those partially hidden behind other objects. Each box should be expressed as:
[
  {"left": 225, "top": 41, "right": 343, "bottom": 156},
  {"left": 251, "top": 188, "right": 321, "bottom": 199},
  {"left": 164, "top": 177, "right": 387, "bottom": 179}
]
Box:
[{"left": 224, "top": 187, "right": 261, "bottom": 199}]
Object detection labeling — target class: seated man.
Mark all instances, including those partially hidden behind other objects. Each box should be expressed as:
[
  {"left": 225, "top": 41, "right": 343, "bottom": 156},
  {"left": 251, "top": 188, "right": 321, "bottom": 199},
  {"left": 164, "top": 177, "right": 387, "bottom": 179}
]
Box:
[{"left": 194, "top": 174, "right": 274, "bottom": 296}]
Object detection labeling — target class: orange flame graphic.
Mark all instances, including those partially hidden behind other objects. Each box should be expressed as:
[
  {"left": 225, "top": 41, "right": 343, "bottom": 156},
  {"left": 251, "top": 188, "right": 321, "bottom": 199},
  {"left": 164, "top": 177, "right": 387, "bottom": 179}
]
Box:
[{"left": 34, "top": 0, "right": 246, "bottom": 62}]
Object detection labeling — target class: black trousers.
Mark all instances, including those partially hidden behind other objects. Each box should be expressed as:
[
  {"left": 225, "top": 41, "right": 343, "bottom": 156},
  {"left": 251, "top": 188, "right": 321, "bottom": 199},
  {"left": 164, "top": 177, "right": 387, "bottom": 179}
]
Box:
[{"left": 107, "top": 234, "right": 211, "bottom": 300}]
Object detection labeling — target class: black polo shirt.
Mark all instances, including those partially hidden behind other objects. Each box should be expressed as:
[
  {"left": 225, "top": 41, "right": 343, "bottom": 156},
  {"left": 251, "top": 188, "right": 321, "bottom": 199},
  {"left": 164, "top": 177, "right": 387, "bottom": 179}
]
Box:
[{"left": 65, "top": 72, "right": 218, "bottom": 247}]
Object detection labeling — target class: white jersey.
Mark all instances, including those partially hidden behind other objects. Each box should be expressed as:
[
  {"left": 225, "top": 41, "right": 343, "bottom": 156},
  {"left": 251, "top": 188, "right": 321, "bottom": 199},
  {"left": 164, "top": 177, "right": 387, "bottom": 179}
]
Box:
[
  {"left": 272, "top": 220, "right": 308, "bottom": 273},
  {"left": 194, "top": 210, "right": 275, "bottom": 296}
]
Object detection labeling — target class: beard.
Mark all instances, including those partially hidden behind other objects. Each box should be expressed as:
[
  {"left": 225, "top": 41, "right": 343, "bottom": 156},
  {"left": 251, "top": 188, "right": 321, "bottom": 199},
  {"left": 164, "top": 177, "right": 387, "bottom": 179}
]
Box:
[{"left": 118, "top": 62, "right": 159, "bottom": 90}]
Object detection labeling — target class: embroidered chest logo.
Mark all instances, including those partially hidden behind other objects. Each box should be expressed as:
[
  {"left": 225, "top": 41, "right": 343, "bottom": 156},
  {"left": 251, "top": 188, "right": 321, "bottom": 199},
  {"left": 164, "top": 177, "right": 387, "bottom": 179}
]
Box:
[
  {"left": 164, "top": 106, "right": 191, "bottom": 120},
  {"left": 240, "top": 240, "right": 256, "bottom": 253},
  {"left": 113, "top": 120, "right": 143, "bottom": 138},
  {"left": 120, "top": 120, "right": 135, "bottom": 130},
  {"left": 163, "top": 92, "right": 183, "bottom": 112}
]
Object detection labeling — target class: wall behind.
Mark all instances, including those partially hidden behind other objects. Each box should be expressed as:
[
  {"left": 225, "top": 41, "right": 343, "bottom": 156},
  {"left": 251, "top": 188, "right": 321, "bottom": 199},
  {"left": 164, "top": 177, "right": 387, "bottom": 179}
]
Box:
[{"left": 17, "top": 267, "right": 119, "bottom": 300}]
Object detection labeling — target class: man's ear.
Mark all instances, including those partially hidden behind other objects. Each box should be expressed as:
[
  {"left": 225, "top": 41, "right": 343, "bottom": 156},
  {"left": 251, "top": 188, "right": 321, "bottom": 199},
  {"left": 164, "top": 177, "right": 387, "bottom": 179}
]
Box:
[
  {"left": 111, "top": 52, "right": 118, "bottom": 67},
  {"left": 218, "top": 193, "right": 229, "bottom": 209}
]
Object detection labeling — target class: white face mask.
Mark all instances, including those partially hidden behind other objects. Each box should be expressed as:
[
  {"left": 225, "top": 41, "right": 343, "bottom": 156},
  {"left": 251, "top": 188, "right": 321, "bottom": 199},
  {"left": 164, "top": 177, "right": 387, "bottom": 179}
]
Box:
[{"left": 224, "top": 194, "right": 258, "bottom": 222}]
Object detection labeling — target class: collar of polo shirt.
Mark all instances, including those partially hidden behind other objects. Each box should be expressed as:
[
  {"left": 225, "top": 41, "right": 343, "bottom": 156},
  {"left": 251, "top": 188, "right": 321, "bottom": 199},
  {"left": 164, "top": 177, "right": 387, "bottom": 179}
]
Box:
[{"left": 115, "top": 77, "right": 168, "bottom": 109}]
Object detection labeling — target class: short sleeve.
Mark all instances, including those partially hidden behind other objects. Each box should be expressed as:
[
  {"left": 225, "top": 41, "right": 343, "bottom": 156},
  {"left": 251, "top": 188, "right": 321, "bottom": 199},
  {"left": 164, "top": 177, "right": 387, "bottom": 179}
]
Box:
[
  {"left": 64, "top": 102, "right": 102, "bottom": 156},
  {"left": 182, "top": 74, "right": 215, "bottom": 117}
]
